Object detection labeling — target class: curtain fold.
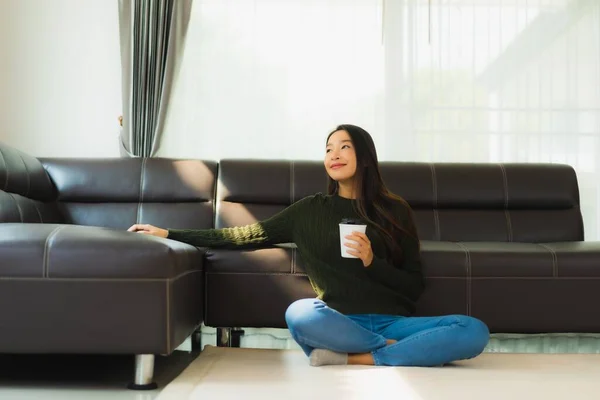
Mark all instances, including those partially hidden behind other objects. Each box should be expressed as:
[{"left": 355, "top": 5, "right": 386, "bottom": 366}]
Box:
[{"left": 118, "top": 0, "right": 192, "bottom": 157}]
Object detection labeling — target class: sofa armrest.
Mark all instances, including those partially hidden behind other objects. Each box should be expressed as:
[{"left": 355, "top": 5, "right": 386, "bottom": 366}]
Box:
[
  {"left": 0, "top": 223, "right": 203, "bottom": 279},
  {"left": 537, "top": 241, "right": 600, "bottom": 277}
]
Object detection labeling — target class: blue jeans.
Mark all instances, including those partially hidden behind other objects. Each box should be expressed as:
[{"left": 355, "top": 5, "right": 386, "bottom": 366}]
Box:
[{"left": 285, "top": 298, "right": 490, "bottom": 367}]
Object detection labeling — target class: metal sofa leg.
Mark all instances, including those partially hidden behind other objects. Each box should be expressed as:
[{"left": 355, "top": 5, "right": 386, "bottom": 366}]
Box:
[
  {"left": 127, "top": 354, "right": 158, "bottom": 390},
  {"left": 217, "top": 327, "right": 245, "bottom": 347},
  {"left": 191, "top": 326, "right": 202, "bottom": 352},
  {"left": 217, "top": 327, "right": 231, "bottom": 347},
  {"left": 231, "top": 328, "right": 245, "bottom": 347}
]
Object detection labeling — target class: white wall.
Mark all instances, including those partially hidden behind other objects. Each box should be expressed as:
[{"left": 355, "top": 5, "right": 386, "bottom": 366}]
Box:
[{"left": 0, "top": 0, "right": 122, "bottom": 158}]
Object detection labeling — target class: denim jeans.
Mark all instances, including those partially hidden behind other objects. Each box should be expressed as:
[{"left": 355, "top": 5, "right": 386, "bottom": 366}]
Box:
[{"left": 285, "top": 298, "right": 490, "bottom": 367}]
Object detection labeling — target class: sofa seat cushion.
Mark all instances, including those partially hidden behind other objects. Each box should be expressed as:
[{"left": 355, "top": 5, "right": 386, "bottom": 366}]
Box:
[
  {"left": 205, "top": 247, "right": 294, "bottom": 274},
  {"left": 533, "top": 242, "right": 600, "bottom": 277},
  {"left": 0, "top": 223, "right": 203, "bottom": 279},
  {"left": 203, "top": 241, "right": 600, "bottom": 278},
  {"left": 425, "top": 241, "right": 600, "bottom": 278},
  {"left": 444, "top": 242, "right": 556, "bottom": 278}
]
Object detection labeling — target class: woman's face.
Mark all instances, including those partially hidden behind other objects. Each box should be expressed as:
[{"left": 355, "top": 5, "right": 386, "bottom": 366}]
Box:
[{"left": 324, "top": 130, "right": 357, "bottom": 183}]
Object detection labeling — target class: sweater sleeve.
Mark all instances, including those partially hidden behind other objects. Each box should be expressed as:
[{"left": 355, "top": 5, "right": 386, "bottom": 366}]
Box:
[
  {"left": 166, "top": 196, "right": 312, "bottom": 249},
  {"left": 364, "top": 205, "right": 425, "bottom": 302}
]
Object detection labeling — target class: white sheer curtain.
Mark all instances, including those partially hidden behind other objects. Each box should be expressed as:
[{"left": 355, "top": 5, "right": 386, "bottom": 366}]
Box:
[
  {"left": 159, "top": 0, "right": 385, "bottom": 160},
  {"left": 160, "top": 0, "right": 600, "bottom": 239}
]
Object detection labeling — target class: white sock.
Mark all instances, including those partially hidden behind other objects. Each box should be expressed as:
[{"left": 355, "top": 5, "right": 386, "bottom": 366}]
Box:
[{"left": 309, "top": 349, "right": 348, "bottom": 366}]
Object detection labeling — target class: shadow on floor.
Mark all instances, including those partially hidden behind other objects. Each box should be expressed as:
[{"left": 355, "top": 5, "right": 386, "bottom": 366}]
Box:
[{"left": 0, "top": 350, "right": 200, "bottom": 397}]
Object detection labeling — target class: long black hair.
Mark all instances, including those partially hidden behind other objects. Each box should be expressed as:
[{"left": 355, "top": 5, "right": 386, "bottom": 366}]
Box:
[{"left": 327, "top": 124, "right": 419, "bottom": 265}]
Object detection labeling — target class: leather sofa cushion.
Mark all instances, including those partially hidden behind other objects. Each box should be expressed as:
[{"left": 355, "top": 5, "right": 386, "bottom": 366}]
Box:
[
  {"left": 215, "top": 160, "right": 583, "bottom": 243},
  {"left": 0, "top": 144, "right": 63, "bottom": 223},
  {"left": 203, "top": 241, "right": 600, "bottom": 278},
  {"left": 453, "top": 241, "right": 600, "bottom": 278},
  {"left": 0, "top": 223, "right": 203, "bottom": 279},
  {"left": 57, "top": 201, "right": 215, "bottom": 231},
  {"left": 0, "top": 144, "right": 57, "bottom": 202},
  {"left": 205, "top": 247, "right": 294, "bottom": 274},
  {"left": 40, "top": 158, "right": 218, "bottom": 230},
  {"left": 0, "top": 190, "right": 64, "bottom": 224},
  {"left": 380, "top": 162, "right": 579, "bottom": 209},
  {"left": 41, "top": 158, "right": 217, "bottom": 203}
]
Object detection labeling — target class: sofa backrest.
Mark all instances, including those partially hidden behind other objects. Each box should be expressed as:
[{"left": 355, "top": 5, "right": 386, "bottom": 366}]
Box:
[
  {"left": 215, "top": 160, "right": 326, "bottom": 230},
  {"left": 216, "top": 160, "right": 584, "bottom": 243},
  {"left": 1, "top": 139, "right": 583, "bottom": 242},
  {"left": 40, "top": 157, "right": 218, "bottom": 230},
  {"left": 0, "top": 143, "right": 63, "bottom": 223}
]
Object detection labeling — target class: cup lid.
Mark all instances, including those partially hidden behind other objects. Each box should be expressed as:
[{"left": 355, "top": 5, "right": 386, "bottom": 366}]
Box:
[{"left": 340, "top": 218, "right": 362, "bottom": 225}]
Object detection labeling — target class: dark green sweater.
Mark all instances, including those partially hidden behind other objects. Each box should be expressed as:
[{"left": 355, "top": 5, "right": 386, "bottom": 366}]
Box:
[{"left": 167, "top": 193, "right": 425, "bottom": 316}]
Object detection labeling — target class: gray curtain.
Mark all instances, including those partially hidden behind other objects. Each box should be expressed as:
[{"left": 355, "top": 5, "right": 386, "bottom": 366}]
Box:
[{"left": 118, "top": 0, "right": 192, "bottom": 157}]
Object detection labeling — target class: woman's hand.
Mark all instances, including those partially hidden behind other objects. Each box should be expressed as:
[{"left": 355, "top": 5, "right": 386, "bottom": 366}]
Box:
[
  {"left": 344, "top": 231, "right": 374, "bottom": 267},
  {"left": 127, "top": 224, "right": 168, "bottom": 238}
]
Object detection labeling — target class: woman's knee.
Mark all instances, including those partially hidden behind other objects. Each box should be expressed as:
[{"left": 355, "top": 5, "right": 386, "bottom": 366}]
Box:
[
  {"left": 455, "top": 315, "right": 490, "bottom": 355},
  {"left": 284, "top": 298, "right": 326, "bottom": 331}
]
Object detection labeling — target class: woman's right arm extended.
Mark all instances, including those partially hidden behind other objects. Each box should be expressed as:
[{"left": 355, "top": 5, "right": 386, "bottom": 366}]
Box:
[{"left": 127, "top": 196, "right": 312, "bottom": 249}]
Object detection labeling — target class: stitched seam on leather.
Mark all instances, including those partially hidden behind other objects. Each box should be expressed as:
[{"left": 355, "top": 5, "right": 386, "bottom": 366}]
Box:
[
  {"left": 499, "top": 163, "right": 508, "bottom": 209},
  {"left": 16, "top": 152, "right": 31, "bottom": 198},
  {"left": 166, "top": 280, "right": 171, "bottom": 352},
  {"left": 137, "top": 158, "right": 148, "bottom": 224},
  {"left": 43, "top": 226, "right": 64, "bottom": 278},
  {"left": 0, "top": 147, "right": 9, "bottom": 191},
  {"left": 291, "top": 248, "right": 296, "bottom": 274},
  {"left": 290, "top": 160, "right": 295, "bottom": 203},
  {"left": 206, "top": 271, "right": 308, "bottom": 277},
  {"left": 32, "top": 201, "right": 43, "bottom": 223},
  {"left": 212, "top": 164, "right": 218, "bottom": 229},
  {"left": 470, "top": 277, "right": 594, "bottom": 280},
  {"left": 3, "top": 269, "right": 203, "bottom": 282},
  {"left": 291, "top": 161, "right": 295, "bottom": 274},
  {"left": 433, "top": 210, "right": 441, "bottom": 241},
  {"left": 500, "top": 164, "right": 512, "bottom": 241},
  {"left": 505, "top": 210, "right": 513, "bottom": 242},
  {"left": 168, "top": 267, "right": 203, "bottom": 281},
  {"left": 214, "top": 165, "right": 221, "bottom": 229},
  {"left": 455, "top": 242, "right": 472, "bottom": 316},
  {"left": 430, "top": 164, "right": 440, "bottom": 240},
  {"left": 413, "top": 276, "right": 475, "bottom": 279},
  {"left": 537, "top": 243, "right": 558, "bottom": 277},
  {"left": 7, "top": 193, "right": 23, "bottom": 222},
  {"left": 430, "top": 164, "right": 438, "bottom": 208},
  {"left": 4, "top": 275, "right": 599, "bottom": 281}
]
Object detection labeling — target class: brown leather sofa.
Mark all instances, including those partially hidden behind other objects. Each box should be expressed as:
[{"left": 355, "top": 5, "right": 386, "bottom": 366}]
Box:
[
  {"left": 2, "top": 141, "right": 600, "bottom": 389},
  {"left": 0, "top": 143, "right": 215, "bottom": 389},
  {"left": 208, "top": 160, "right": 600, "bottom": 334}
]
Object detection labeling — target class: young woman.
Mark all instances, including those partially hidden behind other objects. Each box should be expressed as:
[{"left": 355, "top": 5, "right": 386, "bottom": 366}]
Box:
[{"left": 128, "top": 124, "right": 490, "bottom": 367}]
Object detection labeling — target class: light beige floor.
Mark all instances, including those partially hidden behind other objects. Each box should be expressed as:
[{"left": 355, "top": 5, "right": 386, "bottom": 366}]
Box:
[
  {"left": 2, "top": 343, "right": 600, "bottom": 400},
  {"left": 158, "top": 345, "right": 600, "bottom": 400},
  {"left": 0, "top": 351, "right": 198, "bottom": 400}
]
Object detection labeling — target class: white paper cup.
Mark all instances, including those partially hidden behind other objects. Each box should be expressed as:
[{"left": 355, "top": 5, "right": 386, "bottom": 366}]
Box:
[{"left": 339, "top": 223, "right": 367, "bottom": 258}]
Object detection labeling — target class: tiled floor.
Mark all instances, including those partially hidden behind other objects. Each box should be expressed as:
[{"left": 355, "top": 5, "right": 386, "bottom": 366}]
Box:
[{"left": 0, "top": 350, "right": 199, "bottom": 400}]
